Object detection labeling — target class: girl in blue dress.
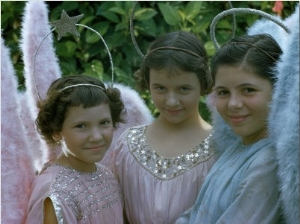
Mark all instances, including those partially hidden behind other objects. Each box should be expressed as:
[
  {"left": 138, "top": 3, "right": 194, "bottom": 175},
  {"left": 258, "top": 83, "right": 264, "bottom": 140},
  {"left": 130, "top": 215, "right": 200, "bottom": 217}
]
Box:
[{"left": 176, "top": 34, "right": 283, "bottom": 224}]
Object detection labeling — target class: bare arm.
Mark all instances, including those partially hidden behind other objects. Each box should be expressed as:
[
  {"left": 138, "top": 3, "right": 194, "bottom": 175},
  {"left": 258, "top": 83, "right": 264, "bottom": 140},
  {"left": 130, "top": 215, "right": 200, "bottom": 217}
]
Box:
[{"left": 44, "top": 197, "right": 58, "bottom": 224}]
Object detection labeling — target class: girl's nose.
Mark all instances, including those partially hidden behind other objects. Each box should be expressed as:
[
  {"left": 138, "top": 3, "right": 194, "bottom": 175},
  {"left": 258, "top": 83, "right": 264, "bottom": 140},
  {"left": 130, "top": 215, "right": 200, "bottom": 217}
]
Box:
[
  {"left": 166, "top": 92, "right": 179, "bottom": 107},
  {"left": 89, "top": 128, "right": 103, "bottom": 142},
  {"left": 228, "top": 94, "right": 243, "bottom": 109}
]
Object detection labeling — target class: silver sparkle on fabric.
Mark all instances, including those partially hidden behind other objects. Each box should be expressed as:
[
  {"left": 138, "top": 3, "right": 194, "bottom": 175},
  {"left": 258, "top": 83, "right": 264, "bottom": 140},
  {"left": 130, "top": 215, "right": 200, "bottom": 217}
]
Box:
[
  {"left": 49, "top": 164, "right": 122, "bottom": 221},
  {"left": 127, "top": 126, "right": 214, "bottom": 180}
]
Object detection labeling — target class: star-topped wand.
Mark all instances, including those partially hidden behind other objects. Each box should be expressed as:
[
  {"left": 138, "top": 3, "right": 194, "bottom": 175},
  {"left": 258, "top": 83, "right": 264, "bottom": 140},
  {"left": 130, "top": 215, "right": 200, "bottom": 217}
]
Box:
[
  {"left": 51, "top": 10, "right": 84, "bottom": 40},
  {"left": 33, "top": 10, "right": 114, "bottom": 101}
]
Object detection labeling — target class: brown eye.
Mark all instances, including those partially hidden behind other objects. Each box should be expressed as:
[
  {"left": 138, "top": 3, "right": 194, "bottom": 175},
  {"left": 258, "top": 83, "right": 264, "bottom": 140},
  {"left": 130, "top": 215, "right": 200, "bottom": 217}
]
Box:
[
  {"left": 75, "top": 124, "right": 86, "bottom": 129},
  {"left": 244, "top": 88, "right": 256, "bottom": 94}
]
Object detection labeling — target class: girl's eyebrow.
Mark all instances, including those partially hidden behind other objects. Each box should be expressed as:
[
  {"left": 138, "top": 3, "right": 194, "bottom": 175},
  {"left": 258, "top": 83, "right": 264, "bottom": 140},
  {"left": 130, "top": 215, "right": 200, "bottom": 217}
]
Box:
[
  {"left": 213, "top": 83, "right": 257, "bottom": 90},
  {"left": 151, "top": 83, "right": 163, "bottom": 86},
  {"left": 213, "top": 85, "right": 226, "bottom": 91}
]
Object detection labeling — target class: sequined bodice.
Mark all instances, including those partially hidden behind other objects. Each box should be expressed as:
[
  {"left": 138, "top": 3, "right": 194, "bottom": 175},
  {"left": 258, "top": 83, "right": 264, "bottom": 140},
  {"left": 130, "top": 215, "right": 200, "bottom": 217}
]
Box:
[
  {"left": 47, "top": 164, "right": 122, "bottom": 221},
  {"left": 127, "top": 126, "right": 214, "bottom": 180}
]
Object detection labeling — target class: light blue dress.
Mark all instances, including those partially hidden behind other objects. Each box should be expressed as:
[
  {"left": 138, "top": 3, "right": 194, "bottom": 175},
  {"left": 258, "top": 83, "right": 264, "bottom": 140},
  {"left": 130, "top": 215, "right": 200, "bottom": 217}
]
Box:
[{"left": 176, "top": 137, "right": 281, "bottom": 224}]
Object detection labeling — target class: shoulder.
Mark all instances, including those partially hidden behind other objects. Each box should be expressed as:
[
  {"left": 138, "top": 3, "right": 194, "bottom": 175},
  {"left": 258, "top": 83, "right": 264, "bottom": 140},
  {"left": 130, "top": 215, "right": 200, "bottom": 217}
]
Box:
[
  {"left": 96, "top": 163, "right": 117, "bottom": 177},
  {"left": 33, "top": 164, "right": 61, "bottom": 189},
  {"left": 250, "top": 140, "right": 276, "bottom": 166},
  {"left": 117, "top": 124, "right": 147, "bottom": 143},
  {"left": 243, "top": 139, "right": 278, "bottom": 179},
  {"left": 28, "top": 165, "right": 61, "bottom": 208}
]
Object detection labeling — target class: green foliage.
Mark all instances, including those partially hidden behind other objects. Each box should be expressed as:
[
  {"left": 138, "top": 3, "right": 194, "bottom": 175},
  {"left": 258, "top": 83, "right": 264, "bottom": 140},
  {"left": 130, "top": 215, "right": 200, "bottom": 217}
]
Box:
[{"left": 1, "top": 1, "right": 297, "bottom": 122}]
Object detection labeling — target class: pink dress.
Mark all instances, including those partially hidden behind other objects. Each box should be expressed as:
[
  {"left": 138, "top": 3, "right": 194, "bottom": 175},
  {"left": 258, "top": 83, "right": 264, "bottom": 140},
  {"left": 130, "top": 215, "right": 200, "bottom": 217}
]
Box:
[
  {"left": 26, "top": 162, "right": 124, "bottom": 224},
  {"left": 109, "top": 125, "right": 215, "bottom": 224}
]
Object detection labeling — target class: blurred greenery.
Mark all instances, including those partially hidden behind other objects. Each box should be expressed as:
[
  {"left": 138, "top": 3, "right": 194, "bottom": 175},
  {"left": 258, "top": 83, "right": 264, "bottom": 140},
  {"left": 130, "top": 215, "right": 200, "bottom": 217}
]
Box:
[{"left": 1, "top": 1, "right": 297, "bottom": 121}]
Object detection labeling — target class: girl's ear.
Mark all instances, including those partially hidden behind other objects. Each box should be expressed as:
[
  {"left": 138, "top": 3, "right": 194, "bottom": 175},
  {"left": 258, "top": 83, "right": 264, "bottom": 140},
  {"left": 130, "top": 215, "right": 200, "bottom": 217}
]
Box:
[{"left": 52, "top": 133, "right": 62, "bottom": 142}]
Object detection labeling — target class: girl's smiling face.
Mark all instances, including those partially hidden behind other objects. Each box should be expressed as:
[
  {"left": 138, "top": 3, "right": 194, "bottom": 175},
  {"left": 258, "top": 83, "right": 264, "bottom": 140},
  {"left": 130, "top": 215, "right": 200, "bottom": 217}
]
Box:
[
  {"left": 53, "top": 103, "right": 113, "bottom": 171},
  {"left": 149, "top": 68, "right": 201, "bottom": 126},
  {"left": 213, "top": 65, "right": 272, "bottom": 145}
]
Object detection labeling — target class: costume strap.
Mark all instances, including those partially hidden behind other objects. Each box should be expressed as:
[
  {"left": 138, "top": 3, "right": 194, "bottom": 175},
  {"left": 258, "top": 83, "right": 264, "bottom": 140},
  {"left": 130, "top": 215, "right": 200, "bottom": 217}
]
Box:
[{"left": 210, "top": 8, "right": 291, "bottom": 50}]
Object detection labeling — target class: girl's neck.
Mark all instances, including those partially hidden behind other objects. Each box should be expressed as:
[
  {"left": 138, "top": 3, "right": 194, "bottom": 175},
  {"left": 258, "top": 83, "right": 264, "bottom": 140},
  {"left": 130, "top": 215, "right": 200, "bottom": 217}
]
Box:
[
  {"left": 154, "top": 115, "right": 211, "bottom": 132},
  {"left": 242, "top": 127, "right": 268, "bottom": 145},
  {"left": 146, "top": 117, "right": 212, "bottom": 158},
  {"left": 56, "top": 154, "right": 97, "bottom": 173}
]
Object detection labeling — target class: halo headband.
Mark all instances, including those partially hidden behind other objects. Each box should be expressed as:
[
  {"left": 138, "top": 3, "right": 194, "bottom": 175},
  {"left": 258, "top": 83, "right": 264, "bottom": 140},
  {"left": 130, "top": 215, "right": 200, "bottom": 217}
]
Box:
[
  {"left": 58, "top": 83, "right": 105, "bottom": 92},
  {"left": 146, "top": 46, "right": 204, "bottom": 59},
  {"left": 130, "top": 1, "right": 145, "bottom": 59},
  {"left": 33, "top": 10, "right": 114, "bottom": 101},
  {"left": 223, "top": 41, "right": 277, "bottom": 62},
  {"left": 210, "top": 8, "right": 291, "bottom": 50}
]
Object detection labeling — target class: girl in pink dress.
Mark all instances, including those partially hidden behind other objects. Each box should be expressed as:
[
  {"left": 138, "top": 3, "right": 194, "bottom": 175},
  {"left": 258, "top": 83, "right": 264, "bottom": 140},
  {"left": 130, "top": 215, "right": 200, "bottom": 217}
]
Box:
[
  {"left": 26, "top": 75, "right": 125, "bottom": 224},
  {"left": 106, "top": 31, "right": 216, "bottom": 223}
]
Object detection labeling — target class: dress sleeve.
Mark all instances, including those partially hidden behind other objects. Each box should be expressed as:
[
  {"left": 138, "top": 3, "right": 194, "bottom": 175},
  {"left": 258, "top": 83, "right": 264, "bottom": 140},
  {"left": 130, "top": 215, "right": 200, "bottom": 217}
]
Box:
[
  {"left": 215, "top": 149, "right": 280, "bottom": 224},
  {"left": 175, "top": 206, "right": 193, "bottom": 223}
]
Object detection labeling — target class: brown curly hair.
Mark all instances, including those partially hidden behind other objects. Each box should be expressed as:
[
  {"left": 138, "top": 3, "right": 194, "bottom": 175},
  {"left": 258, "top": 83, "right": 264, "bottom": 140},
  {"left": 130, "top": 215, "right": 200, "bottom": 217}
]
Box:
[
  {"left": 36, "top": 75, "right": 125, "bottom": 145},
  {"left": 134, "top": 31, "right": 212, "bottom": 96}
]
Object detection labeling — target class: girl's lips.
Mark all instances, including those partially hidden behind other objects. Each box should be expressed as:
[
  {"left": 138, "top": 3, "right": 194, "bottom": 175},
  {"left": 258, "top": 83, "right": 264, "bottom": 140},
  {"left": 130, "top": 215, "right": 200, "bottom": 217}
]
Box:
[
  {"left": 229, "top": 115, "right": 248, "bottom": 123},
  {"left": 86, "top": 145, "right": 105, "bottom": 151},
  {"left": 166, "top": 109, "right": 183, "bottom": 115}
]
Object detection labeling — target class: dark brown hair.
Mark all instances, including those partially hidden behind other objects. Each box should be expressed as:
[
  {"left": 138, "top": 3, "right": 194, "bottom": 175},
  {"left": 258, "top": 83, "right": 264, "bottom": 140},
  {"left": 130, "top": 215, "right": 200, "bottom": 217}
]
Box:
[
  {"left": 134, "top": 31, "right": 212, "bottom": 96},
  {"left": 211, "top": 34, "right": 282, "bottom": 86},
  {"left": 36, "top": 75, "right": 124, "bottom": 145}
]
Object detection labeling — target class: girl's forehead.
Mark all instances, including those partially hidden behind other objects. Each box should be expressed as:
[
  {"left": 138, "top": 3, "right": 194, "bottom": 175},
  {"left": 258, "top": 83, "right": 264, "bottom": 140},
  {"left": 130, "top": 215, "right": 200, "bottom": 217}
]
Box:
[
  {"left": 214, "top": 65, "right": 271, "bottom": 87},
  {"left": 149, "top": 68, "right": 199, "bottom": 85},
  {"left": 149, "top": 67, "right": 195, "bottom": 77}
]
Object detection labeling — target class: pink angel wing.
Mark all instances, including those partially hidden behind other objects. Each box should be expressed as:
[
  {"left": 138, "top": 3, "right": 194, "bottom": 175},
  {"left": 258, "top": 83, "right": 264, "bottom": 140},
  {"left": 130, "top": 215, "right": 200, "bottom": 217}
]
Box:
[
  {"left": 20, "top": 0, "right": 62, "bottom": 170},
  {"left": 1, "top": 36, "right": 35, "bottom": 224}
]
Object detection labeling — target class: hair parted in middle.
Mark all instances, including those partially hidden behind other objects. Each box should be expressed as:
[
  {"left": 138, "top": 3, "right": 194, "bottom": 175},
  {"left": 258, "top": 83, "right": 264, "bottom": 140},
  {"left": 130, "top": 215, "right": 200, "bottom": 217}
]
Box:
[
  {"left": 36, "top": 75, "right": 125, "bottom": 145},
  {"left": 134, "top": 31, "right": 213, "bottom": 96},
  {"left": 211, "top": 34, "right": 282, "bottom": 86}
]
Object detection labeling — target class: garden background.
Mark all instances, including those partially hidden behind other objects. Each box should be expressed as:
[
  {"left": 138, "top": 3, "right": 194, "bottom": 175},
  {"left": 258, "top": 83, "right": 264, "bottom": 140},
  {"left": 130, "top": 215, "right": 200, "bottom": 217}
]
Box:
[{"left": 1, "top": 1, "right": 297, "bottom": 121}]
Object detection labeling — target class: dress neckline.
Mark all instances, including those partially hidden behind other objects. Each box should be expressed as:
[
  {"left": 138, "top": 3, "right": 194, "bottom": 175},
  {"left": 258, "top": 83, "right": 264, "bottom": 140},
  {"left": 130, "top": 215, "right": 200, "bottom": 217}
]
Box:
[{"left": 127, "top": 125, "right": 214, "bottom": 180}]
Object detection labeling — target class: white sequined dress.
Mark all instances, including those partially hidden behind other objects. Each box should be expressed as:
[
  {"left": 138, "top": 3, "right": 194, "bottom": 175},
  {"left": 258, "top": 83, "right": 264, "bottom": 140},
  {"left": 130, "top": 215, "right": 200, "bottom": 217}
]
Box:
[
  {"left": 26, "top": 162, "right": 124, "bottom": 224},
  {"left": 108, "top": 125, "right": 215, "bottom": 224}
]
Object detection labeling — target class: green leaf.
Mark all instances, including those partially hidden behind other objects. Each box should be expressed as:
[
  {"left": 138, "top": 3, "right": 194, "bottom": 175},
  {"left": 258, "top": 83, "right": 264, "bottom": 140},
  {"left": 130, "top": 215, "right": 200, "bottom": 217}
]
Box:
[
  {"left": 60, "top": 59, "right": 77, "bottom": 75},
  {"left": 98, "top": 11, "right": 119, "bottom": 23},
  {"left": 84, "top": 60, "right": 104, "bottom": 79},
  {"left": 85, "top": 21, "right": 110, "bottom": 44},
  {"left": 115, "top": 23, "right": 127, "bottom": 32},
  {"left": 109, "top": 7, "right": 126, "bottom": 16},
  {"left": 158, "top": 3, "right": 181, "bottom": 26},
  {"left": 80, "top": 16, "right": 95, "bottom": 27},
  {"left": 185, "top": 1, "right": 203, "bottom": 21},
  {"left": 56, "top": 41, "right": 77, "bottom": 57},
  {"left": 134, "top": 8, "right": 158, "bottom": 21},
  {"left": 136, "top": 19, "right": 157, "bottom": 37},
  {"left": 62, "top": 2, "right": 79, "bottom": 11},
  {"left": 204, "top": 41, "right": 216, "bottom": 57}
]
